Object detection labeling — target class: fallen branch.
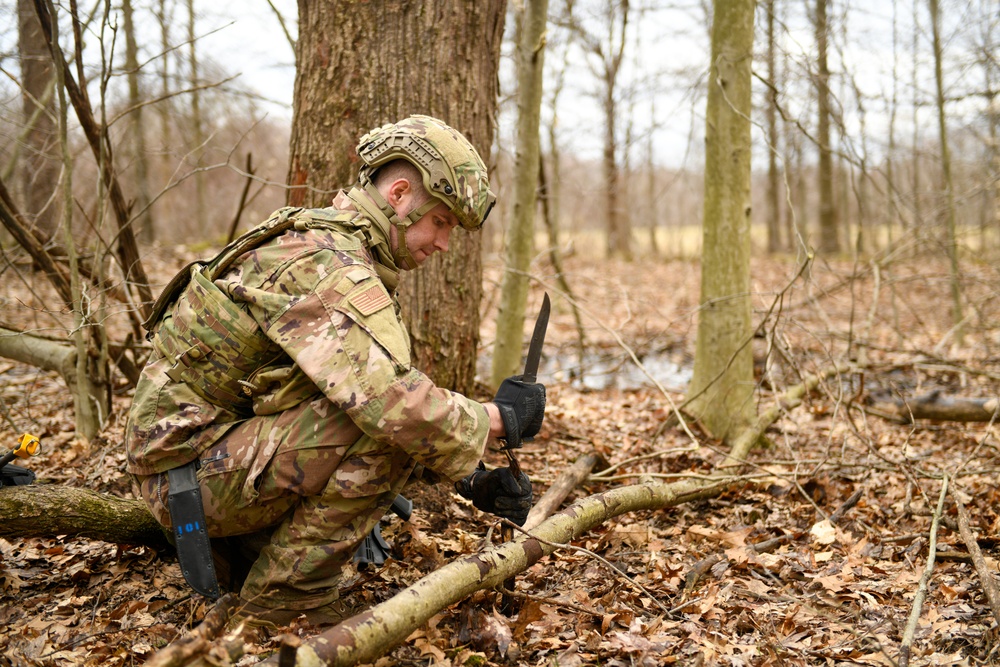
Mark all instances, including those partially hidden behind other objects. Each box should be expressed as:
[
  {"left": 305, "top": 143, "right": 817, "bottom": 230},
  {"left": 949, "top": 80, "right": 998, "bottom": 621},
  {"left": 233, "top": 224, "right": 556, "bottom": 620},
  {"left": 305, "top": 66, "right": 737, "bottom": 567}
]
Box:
[
  {"left": 523, "top": 451, "right": 606, "bottom": 530},
  {"left": 953, "top": 497, "right": 1000, "bottom": 628},
  {"left": 718, "top": 366, "right": 845, "bottom": 470},
  {"left": 253, "top": 476, "right": 731, "bottom": 666},
  {"left": 145, "top": 594, "right": 239, "bottom": 667},
  {"left": 0, "top": 326, "right": 77, "bottom": 385},
  {"left": 872, "top": 391, "right": 999, "bottom": 423},
  {"left": 899, "top": 475, "right": 949, "bottom": 667}
]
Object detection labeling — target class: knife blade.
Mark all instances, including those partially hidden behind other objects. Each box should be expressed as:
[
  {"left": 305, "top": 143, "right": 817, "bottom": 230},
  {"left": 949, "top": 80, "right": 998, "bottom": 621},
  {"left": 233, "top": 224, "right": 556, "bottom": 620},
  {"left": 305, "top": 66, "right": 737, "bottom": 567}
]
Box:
[{"left": 522, "top": 293, "right": 550, "bottom": 384}]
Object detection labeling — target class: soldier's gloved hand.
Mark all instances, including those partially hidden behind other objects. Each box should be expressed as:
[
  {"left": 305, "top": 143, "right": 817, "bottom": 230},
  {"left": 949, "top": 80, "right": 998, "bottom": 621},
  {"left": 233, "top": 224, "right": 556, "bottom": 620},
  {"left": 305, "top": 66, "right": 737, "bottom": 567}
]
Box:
[
  {"left": 492, "top": 375, "right": 546, "bottom": 450},
  {"left": 455, "top": 462, "right": 533, "bottom": 526}
]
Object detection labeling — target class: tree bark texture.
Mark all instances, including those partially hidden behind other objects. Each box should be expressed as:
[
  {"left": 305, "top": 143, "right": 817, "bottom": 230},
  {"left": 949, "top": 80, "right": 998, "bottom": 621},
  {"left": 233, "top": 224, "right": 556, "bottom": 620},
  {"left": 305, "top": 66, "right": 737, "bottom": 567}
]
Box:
[
  {"left": 0, "top": 485, "right": 168, "bottom": 548},
  {"left": 688, "top": 0, "right": 756, "bottom": 441},
  {"left": 491, "top": 0, "right": 550, "bottom": 387},
  {"left": 815, "top": 0, "right": 840, "bottom": 254},
  {"left": 288, "top": 0, "right": 506, "bottom": 394}
]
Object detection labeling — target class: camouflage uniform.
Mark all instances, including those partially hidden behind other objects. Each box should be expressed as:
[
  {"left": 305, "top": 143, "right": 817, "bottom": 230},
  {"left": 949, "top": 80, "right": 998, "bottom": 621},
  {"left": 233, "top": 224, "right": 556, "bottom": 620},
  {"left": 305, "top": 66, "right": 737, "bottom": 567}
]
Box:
[{"left": 127, "top": 192, "right": 488, "bottom": 610}]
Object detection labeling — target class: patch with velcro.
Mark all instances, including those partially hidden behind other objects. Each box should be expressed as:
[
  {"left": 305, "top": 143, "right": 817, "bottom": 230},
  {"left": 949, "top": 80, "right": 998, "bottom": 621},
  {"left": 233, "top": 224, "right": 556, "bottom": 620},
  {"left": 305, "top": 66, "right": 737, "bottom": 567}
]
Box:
[
  {"left": 349, "top": 283, "right": 392, "bottom": 316},
  {"left": 335, "top": 268, "right": 374, "bottom": 296}
]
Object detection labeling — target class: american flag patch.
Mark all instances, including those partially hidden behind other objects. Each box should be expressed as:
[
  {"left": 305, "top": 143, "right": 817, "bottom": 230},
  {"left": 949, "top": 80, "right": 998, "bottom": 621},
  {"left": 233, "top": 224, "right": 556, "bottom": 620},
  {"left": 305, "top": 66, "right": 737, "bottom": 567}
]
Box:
[{"left": 349, "top": 284, "right": 392, "bottom": 315}]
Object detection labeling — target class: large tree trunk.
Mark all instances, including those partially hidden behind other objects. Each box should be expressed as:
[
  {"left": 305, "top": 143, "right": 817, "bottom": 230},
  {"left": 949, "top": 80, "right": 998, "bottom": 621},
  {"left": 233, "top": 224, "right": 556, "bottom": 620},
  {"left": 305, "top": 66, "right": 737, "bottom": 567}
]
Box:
[
  {"left": 287, "top": 0, "right": 505, "bottom": 394},
  {"left": 687, "top": 0, "right": 756, "bottom": 441},
  {"left": 491, "top": 0, "right": 549, "bottom": 387}
]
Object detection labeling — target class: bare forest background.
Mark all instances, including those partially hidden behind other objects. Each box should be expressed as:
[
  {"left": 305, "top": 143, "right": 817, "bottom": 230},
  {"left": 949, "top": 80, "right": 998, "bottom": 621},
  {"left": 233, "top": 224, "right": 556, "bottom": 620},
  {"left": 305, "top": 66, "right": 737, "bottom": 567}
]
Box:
[
  {"left": 3, "top": 0, "right": 996, "bottom": 270},
  {"left": 1, "top": 0, "right": 1000, "bottom": 665}
]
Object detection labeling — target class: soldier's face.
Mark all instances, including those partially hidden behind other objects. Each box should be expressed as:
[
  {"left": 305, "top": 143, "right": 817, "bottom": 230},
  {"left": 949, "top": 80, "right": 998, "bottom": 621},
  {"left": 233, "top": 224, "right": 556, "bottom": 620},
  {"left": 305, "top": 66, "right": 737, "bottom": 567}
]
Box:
[{"left": 398, "top": 203, "right": 460, "bottom": 266}]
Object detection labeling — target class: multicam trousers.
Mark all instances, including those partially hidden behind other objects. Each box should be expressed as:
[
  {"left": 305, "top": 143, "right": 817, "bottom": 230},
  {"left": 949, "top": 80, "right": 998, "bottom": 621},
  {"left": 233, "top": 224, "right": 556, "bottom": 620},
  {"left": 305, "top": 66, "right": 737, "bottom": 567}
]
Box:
[{"left": 137, "top": 394, "right": 415, "bottom": 610}]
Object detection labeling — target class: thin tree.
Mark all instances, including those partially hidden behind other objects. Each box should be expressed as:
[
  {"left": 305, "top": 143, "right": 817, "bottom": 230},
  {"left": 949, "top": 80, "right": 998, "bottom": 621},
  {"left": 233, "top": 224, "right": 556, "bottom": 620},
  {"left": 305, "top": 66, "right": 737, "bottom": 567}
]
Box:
[
  {"left": 186, "top": 0, "right": 207, "bottom": 234},
  {"left": 815, "top": 0, "right": 840, "bottom": 254},
  {"left": 687, "top": 0, "right": 756, "bottom": 441},
  {"left": 563, "top": 0, "right": 634, "bottom": 261},
  {"left": 122, "top": 0, "right": 155, "bottom": 244},
  {"left": 929, "top": 0, "right": 964, "bottom": 341},
  {"left": 764, "top": 0, "right": 782, "bottom": 253},
  {"left": 491, "top": 0, "right": 551, "bottom": 387},
  {"left": 287, "top": 0, "right": 506, "bottom": 394}
]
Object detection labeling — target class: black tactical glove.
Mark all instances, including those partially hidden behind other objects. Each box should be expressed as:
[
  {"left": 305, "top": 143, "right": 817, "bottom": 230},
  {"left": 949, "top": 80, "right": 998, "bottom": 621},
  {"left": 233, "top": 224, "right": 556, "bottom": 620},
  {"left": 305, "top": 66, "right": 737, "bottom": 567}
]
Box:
[
  {"left": 455, "top": 462, "right": 533, "bottom": 526},
  {"left": 493, "top": 375, "right": 546, "bottom": 450}
]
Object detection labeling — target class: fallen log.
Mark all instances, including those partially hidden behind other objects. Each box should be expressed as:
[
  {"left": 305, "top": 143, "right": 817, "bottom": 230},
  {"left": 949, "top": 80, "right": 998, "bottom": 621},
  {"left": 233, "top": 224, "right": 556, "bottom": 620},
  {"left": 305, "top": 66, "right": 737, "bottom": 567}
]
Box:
[
  {"left": 0, "top": 484, "right": 168, "bottom": 548},
  {"left": 872, "top": 391, "right": 999, "bottom": 423}
]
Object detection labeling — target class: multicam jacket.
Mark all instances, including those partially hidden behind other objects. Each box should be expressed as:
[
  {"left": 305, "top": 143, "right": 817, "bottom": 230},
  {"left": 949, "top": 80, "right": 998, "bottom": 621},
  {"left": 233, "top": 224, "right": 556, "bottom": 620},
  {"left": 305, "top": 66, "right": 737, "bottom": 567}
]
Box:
[{"left": 125, "top": 195, "right": 489, "bottom": 485}]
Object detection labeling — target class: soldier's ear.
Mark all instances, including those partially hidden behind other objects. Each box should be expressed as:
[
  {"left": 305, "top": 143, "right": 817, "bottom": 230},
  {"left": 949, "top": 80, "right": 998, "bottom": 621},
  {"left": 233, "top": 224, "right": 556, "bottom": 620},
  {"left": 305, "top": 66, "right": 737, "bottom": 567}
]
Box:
[{"left": 386, "top": 178, "right": 412, "bottom": 207}]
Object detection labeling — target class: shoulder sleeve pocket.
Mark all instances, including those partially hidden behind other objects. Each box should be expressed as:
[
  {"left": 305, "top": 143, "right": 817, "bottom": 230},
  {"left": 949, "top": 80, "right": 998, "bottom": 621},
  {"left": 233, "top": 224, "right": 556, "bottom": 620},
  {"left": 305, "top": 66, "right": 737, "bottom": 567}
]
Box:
[{"left": 332, "top": 277, "right": 411, "bottom": 370}]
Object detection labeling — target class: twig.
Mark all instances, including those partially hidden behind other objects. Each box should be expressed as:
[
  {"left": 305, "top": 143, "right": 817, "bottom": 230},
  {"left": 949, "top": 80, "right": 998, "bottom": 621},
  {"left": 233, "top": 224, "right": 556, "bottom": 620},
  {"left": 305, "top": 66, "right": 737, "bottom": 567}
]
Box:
[
  {"left": 898, "top": 475, "right": 949, "bottom": 667},
  {"left": 827, "top": 487, "right": 864, "bottom": 525},
  {"left": 589, "top": 445, "right": 698, "bottom": 479},
  {"left": 683, "top": 535, "right": 791, "bottom": 591},
  {"left": 953, "top": 497, "right": 1000, "bottom": 628}
]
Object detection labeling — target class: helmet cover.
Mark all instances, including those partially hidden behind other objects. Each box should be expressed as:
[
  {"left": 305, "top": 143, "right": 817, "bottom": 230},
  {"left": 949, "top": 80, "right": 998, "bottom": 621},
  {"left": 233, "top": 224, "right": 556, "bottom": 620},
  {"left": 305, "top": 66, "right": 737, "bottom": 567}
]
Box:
[{"left": 357, "top": 115, "right": 496, "bottom": 230}]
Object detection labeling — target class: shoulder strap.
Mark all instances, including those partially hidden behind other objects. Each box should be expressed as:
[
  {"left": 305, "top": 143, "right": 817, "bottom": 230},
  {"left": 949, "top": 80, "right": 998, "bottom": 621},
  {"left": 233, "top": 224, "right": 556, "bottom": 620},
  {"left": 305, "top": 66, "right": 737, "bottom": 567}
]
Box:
[{"left": 141, "top": 207, "right": 304, "bottom": 335}]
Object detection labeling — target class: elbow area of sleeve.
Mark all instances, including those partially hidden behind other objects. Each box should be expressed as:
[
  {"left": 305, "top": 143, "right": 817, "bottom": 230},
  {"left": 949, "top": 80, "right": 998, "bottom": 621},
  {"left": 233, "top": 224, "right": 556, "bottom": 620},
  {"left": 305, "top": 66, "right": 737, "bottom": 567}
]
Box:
[{"left": 349, "top": 369, "right": 488, "bottom": 482}]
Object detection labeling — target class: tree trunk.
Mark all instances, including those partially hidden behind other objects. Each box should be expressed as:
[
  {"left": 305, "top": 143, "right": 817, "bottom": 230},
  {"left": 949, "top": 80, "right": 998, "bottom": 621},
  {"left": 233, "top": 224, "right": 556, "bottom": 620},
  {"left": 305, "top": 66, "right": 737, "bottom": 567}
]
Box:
[
  {"left": 765, "top": 0, "right": 782, "bottom": 253},
  {"left": 815, "top": 0, "right": 840, "bottom": 254},
  {"left": 491, "top": 0, "right": 549, "bottom": 387},
  {"left": 602, "top": 3, "right": 632, "bottom": 262},
  {"left": 687, "top": 0, "right": 757, "bottom": 441},
  {"left": 17, "top": 0, "right": 59, "bottom": 241},
  {"left": 929, "top": 0, "right": 964, "bottom": 342},
  {"left": 31, "top": 0, "right": 154, "bottom": 319},
  {"left": 122, "top": 0, "right": 155, "bottom": 245},
  {"left": 287, "top": 1, "right": 505, "bottom": 394},
  {"left": 186, "top": 0, "right": 207, "bottom": 235}
]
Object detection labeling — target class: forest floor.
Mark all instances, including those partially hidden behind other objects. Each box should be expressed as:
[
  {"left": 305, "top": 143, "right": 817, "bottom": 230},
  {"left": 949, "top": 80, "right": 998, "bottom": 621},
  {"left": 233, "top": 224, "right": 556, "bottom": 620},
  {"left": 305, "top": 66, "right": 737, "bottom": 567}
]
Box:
[{"left": 1, "top": 247, "right": 1000, "bottom": 667}]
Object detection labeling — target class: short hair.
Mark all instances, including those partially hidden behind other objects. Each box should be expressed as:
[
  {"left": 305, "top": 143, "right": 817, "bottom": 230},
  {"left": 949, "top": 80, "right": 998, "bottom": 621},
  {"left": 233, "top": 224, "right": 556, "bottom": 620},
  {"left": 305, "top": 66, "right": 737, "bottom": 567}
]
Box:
[{"left": 371, "top": 159, "right": 433, "bottom": 210}]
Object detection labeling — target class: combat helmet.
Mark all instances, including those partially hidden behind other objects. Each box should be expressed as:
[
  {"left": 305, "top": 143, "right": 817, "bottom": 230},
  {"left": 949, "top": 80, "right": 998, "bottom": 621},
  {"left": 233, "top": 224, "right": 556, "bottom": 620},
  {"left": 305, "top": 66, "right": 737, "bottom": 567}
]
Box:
[{"left": 356, "top": 115, "right": 496, "bottom": 231}]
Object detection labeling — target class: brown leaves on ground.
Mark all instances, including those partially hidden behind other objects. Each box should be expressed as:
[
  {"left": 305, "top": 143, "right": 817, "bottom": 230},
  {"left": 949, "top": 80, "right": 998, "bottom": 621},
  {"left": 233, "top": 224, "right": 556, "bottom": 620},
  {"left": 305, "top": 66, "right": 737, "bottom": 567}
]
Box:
[{"left": 2, "top": 252, "right": 1000, "bottom": 666}]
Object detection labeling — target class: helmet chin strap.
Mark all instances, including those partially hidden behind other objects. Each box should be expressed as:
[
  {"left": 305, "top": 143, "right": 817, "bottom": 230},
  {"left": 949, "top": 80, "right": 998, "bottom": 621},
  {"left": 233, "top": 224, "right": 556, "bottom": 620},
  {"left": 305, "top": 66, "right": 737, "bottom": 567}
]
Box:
[{"left": 350, "top": 180, "right": 440, "bottom": 271}]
